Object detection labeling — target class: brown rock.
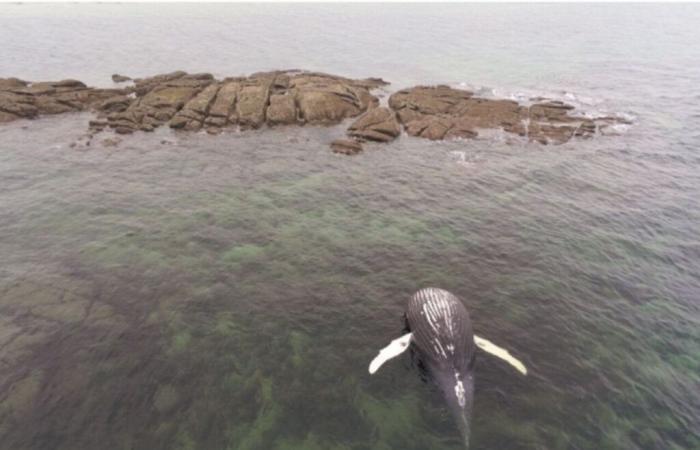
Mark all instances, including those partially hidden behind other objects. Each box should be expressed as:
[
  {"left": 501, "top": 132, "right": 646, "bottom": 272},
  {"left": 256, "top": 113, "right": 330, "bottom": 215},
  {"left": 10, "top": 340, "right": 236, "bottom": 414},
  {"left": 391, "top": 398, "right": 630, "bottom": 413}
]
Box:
[
  {"left": 112, "top": 74, "right": 131, "bottom": 83},
  {"left": 0, "top": 69, "right": 624, "bottom": 147},
  {"left": 0, "top": 70, "right": 384, "bottom": 136},
  {"left": 292, "top": 73, "right": 369, "bottom": 123},
  {"left": 266, "top": 94, "right": 297, "bottom": 125},
  {"left": 388, "top": 85, "right": 617, "bottom": 145},
  {"left": 236, "top": 76, "right": 274, "bottom": 129},
  {"left": 0, "top": 92, "right": 38, "bottom": 118},
  {"left": 0, "top": 78, "right": 28, "bottom": 90},
  {"left": 389, "top": 85, "right": 473, "bottom": 116},
  {"left": 0, "top": 110, "right": 19, "bottom": 123},
  {"left": 347, "top": 107, "right": 400, "bottom": 142},
  {"left": 102, "top": 137, "right": 122, "bottom": 147},
  {"left": 98, "top": 95, "right": 131, "bottom": 114},
  {"left": 331, "top": 139, "right": 363, "bottom": 155},
  {"left": 170, "top": 83, "right": 221, "bottom": 131},
  {"left": 133, "top": 71, "right": 187, "bottom": 95},
  {"left": 206, "top": 81, "right": 239, "bottom": 125}
]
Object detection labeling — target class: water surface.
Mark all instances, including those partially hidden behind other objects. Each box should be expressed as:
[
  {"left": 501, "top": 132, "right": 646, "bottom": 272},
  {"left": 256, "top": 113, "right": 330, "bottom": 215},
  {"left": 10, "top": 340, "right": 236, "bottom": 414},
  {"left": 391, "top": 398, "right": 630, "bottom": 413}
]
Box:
[{"left": 1, "top": 4, "right": 699, "bottom": 450}]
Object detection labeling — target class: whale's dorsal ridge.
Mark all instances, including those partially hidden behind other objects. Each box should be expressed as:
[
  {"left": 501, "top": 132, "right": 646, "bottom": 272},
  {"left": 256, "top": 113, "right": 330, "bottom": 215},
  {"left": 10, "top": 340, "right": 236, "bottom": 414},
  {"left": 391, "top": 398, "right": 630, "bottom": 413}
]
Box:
[{"left": 368, "top": 332, "right": 413, "bottom": 374}]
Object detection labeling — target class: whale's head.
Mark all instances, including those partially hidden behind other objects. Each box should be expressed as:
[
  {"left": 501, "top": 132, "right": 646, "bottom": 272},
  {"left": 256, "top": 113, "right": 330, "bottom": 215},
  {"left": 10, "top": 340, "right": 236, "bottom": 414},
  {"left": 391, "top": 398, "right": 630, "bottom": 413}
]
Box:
[{"left": 405, "top": 288, "right": 477, "bottom": 446}]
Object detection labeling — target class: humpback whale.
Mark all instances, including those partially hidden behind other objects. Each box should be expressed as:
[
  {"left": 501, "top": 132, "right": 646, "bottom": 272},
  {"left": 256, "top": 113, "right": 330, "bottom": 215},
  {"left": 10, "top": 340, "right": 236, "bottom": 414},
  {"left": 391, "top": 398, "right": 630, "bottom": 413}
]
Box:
[{"left": 369, "top": 287, "right": 527, "bottom": 447}]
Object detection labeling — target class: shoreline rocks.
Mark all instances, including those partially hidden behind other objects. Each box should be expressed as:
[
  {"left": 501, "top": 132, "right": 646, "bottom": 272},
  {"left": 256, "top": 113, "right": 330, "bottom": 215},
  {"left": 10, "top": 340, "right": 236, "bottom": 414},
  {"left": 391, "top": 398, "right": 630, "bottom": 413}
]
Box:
[
  {"left": 388, "top": 85, "right": 622, "bottom": 145},
  {"left": 1, "top": 71, "right": 629, "bottom": 150}
]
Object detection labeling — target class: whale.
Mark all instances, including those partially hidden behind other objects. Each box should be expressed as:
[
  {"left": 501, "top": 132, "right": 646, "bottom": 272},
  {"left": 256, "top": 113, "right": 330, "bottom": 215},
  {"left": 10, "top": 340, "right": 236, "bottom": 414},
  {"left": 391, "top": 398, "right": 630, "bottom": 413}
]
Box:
[{"left": 368, "top": 287, "right": 527, "bottom": 447}]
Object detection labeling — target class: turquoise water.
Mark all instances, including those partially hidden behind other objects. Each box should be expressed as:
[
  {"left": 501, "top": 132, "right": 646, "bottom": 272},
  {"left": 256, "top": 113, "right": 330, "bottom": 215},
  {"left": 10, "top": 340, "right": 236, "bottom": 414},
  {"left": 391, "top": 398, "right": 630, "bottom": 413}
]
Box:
[{"left": 1, "top": 4, "right": 699, "bottom": 450}]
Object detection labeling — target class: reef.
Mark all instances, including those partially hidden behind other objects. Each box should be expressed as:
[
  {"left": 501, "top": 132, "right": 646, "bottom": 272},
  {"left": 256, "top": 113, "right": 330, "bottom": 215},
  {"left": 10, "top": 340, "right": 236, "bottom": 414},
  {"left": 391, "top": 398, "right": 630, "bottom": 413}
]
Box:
[{"left": 0, "top": 70, "right": 629, "bottom": 152}]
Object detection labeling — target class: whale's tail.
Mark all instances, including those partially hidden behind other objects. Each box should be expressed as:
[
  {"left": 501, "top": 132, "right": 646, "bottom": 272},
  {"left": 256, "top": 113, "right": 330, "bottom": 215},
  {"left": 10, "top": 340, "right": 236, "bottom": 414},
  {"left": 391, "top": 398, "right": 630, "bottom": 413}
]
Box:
[{"left": 432, "top": 368, "right": 475, "bottom": 448}]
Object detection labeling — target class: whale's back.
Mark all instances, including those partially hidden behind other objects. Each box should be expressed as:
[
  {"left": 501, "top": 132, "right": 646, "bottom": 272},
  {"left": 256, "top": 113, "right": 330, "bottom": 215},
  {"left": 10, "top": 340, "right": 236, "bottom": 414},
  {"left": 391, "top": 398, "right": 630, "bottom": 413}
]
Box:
[{"left": 406, "top": 288, "right": 476, "bottom": 373}]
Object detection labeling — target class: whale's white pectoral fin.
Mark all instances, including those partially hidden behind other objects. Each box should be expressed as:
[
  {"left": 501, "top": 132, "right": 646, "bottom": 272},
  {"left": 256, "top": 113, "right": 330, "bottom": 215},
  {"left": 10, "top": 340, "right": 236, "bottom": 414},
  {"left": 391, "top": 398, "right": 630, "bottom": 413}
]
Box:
[
  {"left": 369, "top": 332, "right": 413, "bottom": 374},
  {"left": 474, "top": 335, "right": 528, "bottom": 375}
]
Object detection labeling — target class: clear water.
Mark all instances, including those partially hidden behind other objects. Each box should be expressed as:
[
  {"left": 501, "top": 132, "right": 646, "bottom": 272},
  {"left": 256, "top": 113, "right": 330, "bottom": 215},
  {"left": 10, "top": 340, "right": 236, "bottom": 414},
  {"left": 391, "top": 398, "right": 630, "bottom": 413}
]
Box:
[{"left": 1, "top": 4, "right": 699, "bottom": 450}]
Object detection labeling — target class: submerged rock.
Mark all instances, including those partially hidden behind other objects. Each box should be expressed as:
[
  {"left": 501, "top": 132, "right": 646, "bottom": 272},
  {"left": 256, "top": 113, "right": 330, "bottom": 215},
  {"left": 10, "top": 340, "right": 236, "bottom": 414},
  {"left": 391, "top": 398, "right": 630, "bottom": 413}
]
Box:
[
  {"left": 111, "top": 74, "right": 131, "bottom": 83},
  {"left": 330, "top": 139, "right": 363, "bottom": 155},
  {"left": 101, "top": 137, "right": 122, "bottom": 147}
]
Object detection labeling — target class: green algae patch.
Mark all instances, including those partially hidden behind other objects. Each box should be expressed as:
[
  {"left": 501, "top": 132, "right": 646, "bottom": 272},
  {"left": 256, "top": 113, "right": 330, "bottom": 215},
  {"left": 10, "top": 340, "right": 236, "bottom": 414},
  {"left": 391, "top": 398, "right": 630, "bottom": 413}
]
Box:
[
  {"left": 354, "top": 392, "right": 448, "bottom": 449},
  {"left": 174, "top": 429, "right": 197, "bottom": 450},
  {"left": 473, "top": 409, "right": 542, "bottom": 449},
  {"left": 4, "top": 370, "right": 43, "bottom": 417},
  {"left": 230, "top": 376, "right": 283, "bottom": 450},
  {"left": 289, "top": 330, "right": 310, "bottom": 370},
  {"left": 154, "top": 384, "right": 181, "bottom": 414},
  {"left": 171, "top": 329, "right": 192, "bottom": 353},
  {"left": 214, "top": 311, "right": 243, "bottom": 338},
  {"left": 273, "top": 432, "right": 352, "bottom": 450},
  {"left": 221, "top": 244, "right": 267, "bottom": 267}
]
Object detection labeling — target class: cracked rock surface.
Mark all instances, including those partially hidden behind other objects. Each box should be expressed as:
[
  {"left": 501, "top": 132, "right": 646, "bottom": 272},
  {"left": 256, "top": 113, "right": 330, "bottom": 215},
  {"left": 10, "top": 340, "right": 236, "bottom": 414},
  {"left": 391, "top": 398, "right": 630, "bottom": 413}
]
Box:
[
  {"left": 1, "top": 71, "right": 629, "bottom": 147},
  {"left": 389, "top": 85, "right": 628, "bottom": 144},
  {"left": 347, "top": 107, "right": 401, "bottom": 143}
]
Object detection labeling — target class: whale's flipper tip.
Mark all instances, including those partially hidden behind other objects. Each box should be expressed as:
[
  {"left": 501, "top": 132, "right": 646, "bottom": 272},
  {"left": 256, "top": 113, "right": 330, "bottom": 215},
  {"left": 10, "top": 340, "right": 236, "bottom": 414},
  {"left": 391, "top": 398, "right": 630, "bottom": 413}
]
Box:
[
  {"left": 474, "top": 335, "right": 528, "bottom": 376},
  {"left": 368, "top": 332, "right": 413, "bottom": 375}
]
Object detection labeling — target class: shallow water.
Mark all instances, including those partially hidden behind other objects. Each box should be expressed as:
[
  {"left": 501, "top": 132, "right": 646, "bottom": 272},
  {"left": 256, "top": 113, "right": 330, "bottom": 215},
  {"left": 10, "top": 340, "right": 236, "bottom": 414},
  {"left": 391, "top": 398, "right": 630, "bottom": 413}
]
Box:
[{"left": 1, "top": 4, "right": 700, "bottom": 450}]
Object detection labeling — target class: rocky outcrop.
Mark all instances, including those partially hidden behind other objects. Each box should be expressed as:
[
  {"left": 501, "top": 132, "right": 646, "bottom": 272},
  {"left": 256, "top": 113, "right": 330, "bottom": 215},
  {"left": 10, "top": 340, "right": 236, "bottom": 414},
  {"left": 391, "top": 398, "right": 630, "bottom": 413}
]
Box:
[
  {"left": 389, "top": 85, "right": 625, "bottom": 144},
  {"left": 0, "top": 78, "right": 120, "bottom": 123},
  {"left": 104, "top": 73, "right": 215, "bottom": 133},
  {"left": 1, "top": 71, "right": 628, "bottom": 148},
  {"left": 347, "top": 107, "right": 400, "bottom": 142},
  {"left": 91, "top": 71, "right": 386, "bottom": 134}
]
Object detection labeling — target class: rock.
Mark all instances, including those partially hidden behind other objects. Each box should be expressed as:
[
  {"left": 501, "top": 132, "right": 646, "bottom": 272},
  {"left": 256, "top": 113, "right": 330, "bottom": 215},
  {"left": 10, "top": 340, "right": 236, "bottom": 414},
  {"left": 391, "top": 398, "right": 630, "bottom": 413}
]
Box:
[
  {"left": 0, "top": 110, "right": 19, "bottom": 123},
  {"left": 331, "top": 139, "right": 363, "bottom": 155},
  {"left": 404, "top": 116, "right": 453, "bottom": 140},
  {"left": 97, "top": 95, "right": 131, "bottom": 114},
  {"left": 110, "top": 84, "right": 202, "bottom": 133},
  {"left": 89, "top": 119, "right": 108, "bottom": 130},
  {"left": 114, "top": 127, "right": 134, "bottom": 135},
  {"left": 0, "top": 78, "right": 118, "bottom": 123},
  {"left": 292, "top": 73, "right": 374, "bottom": 123},
  {"left": 0, "top": 70, "right": 382, "bottom": 135},
  {"left": 101, "top": 137, "right": 121, "bottom": 147},
  {"left": 205, "top": 81, "right": 239, "bottom": 126},
  {"left": 388, "top": 85, "right": 619, "bottom": 145},
  {"left": 266, "top": 94, "right": 297, "bottom": 125},
  {"left": 0, "top": 69, "right": 627, "bottom": 147},
  {"left": 0, "top": 92, "right": 39, "bottom": 118},
  {"left": 170, "top": 83, "right": 221, "bottom": 131},
  {"left": 236, "top": 76, "right": 274, "bottom": 129},
  {"left": 111, "top": 74, "right": 131, "bottom": 83},
  {"left": 389, "top": 85, "right": 473, "bottom": 118},
  {"left": 347, "top": 107, "right": 400, "bottom": 142},
  {"left": 0, "top": 77, "right": 28, "bottom": 90},
  {"left": 133, "top": 71, "right": 187, "bottom": 95}
]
